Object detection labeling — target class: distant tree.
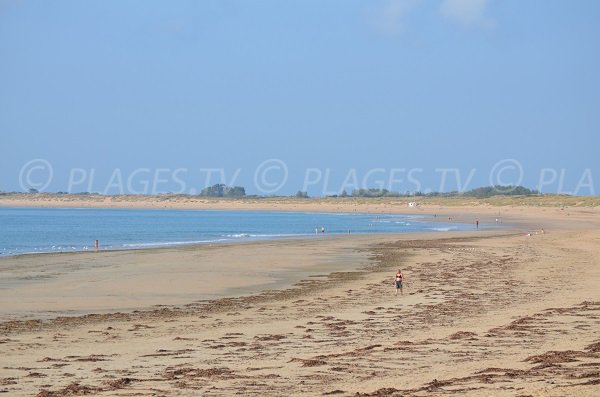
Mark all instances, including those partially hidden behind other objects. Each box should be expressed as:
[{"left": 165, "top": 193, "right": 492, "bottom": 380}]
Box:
[
  {"left": 280, "top": 185, "right": 540, "bottom": 199},
  {"left": 351, "top": 188, "right": 391, "bottom": 197},
  {"left": 227, "top": 186, "right": 246, "bottom": 197},
  {"left": 295, "top": 191, "right": 309, "bottom": 198},
  {"left": 200, "top": 184, "right": 246, "bottom": 197},
  {"left": 200, "top": 184, "right": 222, "bottom": 197},
  {"left": 28, "top": 188, "right": 38, "bottom": 193},
  {"left": 464, "top": 185, "right": 539, "bottom": 198}
]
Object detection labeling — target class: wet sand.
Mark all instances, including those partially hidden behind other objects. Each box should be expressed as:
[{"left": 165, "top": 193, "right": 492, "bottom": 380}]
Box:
[
  {"left": 0, "top": 235, "right": 384, "bottom": 321},
  {"left": 0, "top": 204, "right": 599, "bottom": 396}
]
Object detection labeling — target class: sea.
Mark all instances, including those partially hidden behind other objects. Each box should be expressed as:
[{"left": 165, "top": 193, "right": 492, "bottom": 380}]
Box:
[{"left": 0, "top": 207, "right": 470, "bottom": 257}]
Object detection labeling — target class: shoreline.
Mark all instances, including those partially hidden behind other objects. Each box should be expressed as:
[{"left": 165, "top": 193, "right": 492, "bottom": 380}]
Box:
[
  {"left": 0, "top": 213, "right": 480, "bottom": 260},
  {"left": 0, "top": 230, "right": 514, "bottom": 325},
  {"left": 0, "top": 233, "right": 409, "bottom": 322}
]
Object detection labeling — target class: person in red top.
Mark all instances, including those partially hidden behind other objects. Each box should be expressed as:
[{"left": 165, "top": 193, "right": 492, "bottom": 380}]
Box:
[{"left": 394, "top": 270, "right": 404, "bottom": 296}]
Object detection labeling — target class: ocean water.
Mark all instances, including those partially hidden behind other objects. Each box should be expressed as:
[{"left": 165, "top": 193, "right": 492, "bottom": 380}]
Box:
[{"left": 0, "top": 207, "right": 470, "bottom": 256}]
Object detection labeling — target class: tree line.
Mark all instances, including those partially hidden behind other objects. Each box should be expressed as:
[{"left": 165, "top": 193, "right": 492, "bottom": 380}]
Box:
[{"left": 4, "top": 184, "right": 541, "bottom": 198}]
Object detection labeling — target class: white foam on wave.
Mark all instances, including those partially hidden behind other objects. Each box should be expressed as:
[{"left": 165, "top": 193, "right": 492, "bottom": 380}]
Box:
[
  {"left": 430, "top": 226, "right": 458, "bottom": 232},
  {"left": 122, "top": 239, "right": 229, "bottom": 248},
  {"left": 237, "top": 233, "right": 310, "bottom": 238}
]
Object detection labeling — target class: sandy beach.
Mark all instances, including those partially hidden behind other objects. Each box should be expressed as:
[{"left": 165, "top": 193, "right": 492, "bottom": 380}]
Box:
[
  {"left": 3, "top": 0, "right": 598, "bottom": 395},
  {"left": 0, "top": 198, "right": 599, "bottom": 396}
]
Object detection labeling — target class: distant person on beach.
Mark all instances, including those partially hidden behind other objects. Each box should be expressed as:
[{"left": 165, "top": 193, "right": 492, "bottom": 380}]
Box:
[
  {"left": 476, "top": 220, "right": 479, "bottom": 229},
  {"left": 321, "top": 226, "right": 325, "bottom": 234},
  {"left": 394, "top": 270, "right": 404, "bottom": 296}
]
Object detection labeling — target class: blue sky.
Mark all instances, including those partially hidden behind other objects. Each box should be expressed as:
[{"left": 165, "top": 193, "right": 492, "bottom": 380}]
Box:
[{"left": 1, "top": 0, "right": 598, "bottom": 195}]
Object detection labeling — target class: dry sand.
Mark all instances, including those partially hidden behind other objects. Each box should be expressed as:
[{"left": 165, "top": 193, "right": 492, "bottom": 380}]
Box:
[{"left": 0, "top": 199, "right": 599, "bottom": 396}]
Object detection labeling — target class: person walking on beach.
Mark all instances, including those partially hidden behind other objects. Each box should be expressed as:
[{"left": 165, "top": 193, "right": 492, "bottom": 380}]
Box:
[{"left": 394, "top": 270, "right": 404, "bottom": 296}]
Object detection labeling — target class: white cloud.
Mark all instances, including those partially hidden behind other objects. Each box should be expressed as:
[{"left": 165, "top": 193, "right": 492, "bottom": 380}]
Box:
[
  {"left": 439, "top": 0, "right": 492, "bottom": 27},
  {"left": 366, "top": 0, "right": 421, "bottom": 35}
]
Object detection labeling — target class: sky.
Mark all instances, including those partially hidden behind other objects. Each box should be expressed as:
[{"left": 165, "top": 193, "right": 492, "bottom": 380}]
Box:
[{"left": 1, "top": 0, "right": 599, "bottom": 196}]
